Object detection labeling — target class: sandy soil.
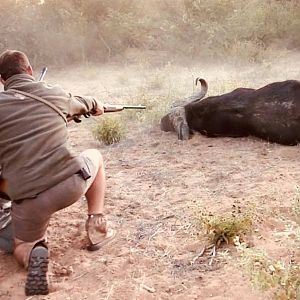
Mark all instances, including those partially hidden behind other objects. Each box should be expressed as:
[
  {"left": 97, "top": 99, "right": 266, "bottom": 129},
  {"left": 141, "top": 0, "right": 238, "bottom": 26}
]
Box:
[{"left": 1, "top": 54, "right": 300, "bottom": 299}]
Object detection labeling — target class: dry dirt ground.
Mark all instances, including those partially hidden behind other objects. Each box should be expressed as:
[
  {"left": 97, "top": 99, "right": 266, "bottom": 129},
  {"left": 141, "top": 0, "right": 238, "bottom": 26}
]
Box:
[{"left": 1, "top": 52, "right": 300, "bottom": 299}]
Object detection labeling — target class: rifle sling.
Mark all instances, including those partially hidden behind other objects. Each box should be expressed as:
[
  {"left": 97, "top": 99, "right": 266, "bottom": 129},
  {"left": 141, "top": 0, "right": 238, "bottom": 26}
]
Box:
[{"left": 9, "top": 89, "right": 68, "bottom": 125}]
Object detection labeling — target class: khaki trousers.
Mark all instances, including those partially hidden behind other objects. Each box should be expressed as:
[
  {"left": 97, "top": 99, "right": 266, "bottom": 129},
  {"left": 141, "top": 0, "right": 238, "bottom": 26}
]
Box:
[{"left": 12, "top": 155, "right": 97, "bottom": 267}]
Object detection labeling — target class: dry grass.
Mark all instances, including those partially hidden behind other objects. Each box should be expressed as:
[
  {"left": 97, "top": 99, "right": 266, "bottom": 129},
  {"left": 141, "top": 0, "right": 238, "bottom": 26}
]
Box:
[
  {"left": 92, "top": 115, "right": 125, "bottom": 145},
  {"left": 198, "top": 208, "right": 253, "bottom": 247},
  {"left": 239, "top": 247, "right": 300, "bottom": 300},
  {"left": 292, "top": 186, "right": 300, "bottom": 224}
]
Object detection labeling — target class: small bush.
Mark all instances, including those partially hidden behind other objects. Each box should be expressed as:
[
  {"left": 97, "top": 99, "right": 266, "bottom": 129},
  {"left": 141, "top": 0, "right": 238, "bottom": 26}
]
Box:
[
  {"left": 198, "top": 209, "right": 253, "bottom": 246},
  {"left": 92, "top": 116, "right": 124, "bottom": 145}
]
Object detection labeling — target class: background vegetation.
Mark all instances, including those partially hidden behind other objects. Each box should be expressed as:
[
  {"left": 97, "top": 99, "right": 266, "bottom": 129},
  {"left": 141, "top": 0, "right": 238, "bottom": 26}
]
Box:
[{"left": 1, "top": 0, "right": 300, "bottom": 67}]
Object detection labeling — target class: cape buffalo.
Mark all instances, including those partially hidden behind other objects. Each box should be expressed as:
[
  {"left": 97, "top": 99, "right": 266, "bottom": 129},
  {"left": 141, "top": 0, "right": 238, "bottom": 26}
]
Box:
[{"left": 160, "top": 79, "right": 300, "bottom": 145}]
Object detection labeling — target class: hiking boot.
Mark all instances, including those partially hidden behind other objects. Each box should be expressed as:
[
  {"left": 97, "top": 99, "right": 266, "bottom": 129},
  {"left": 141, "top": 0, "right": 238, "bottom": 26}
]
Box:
[
  {"left": 85, "top": 214, "right": 116, "bottom": 251},
  {"left": 25, "top": 243, "right": 49, "bottom": 296}
]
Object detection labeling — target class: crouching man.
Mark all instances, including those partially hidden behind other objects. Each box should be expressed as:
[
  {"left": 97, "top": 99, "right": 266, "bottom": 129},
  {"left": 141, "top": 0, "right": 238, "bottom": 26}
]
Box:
[{"left": 0, "top": 50, "right": 116, "bottom": 296}]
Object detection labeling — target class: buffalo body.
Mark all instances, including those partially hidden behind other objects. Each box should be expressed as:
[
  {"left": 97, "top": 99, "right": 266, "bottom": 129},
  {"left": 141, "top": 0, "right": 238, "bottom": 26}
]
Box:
[{"left": 161, "top": 80, "right": 300, "bottom": 145}]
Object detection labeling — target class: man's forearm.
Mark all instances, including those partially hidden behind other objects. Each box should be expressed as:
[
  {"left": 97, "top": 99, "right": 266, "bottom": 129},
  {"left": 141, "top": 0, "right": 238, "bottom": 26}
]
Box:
[{"left": 68, "top": 94, "right": 101, "bottom": 117}]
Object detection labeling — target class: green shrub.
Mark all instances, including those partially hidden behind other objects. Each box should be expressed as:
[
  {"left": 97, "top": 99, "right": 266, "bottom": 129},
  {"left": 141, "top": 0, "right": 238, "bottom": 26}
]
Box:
[
  {"left": 0, "top": 0, "right": 300, "bottom": 64},
  {"left": 198, "top": 209, "right": 253, "bottom": 246},
  {"left": 92, "top": 116, "right": 124, "bottom": 145},
  {"left": 1, "top": 0, "right": 300, "bottom": 65}
]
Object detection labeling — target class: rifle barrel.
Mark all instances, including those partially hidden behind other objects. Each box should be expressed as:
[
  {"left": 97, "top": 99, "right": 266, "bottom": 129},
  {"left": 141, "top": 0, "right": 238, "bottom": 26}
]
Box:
[
  {"left": 123, "top": 105, "right": 146, "bottom": 109},
  {"left": 104, "top": 104, "right": 146, "bottom": 113},
  {"left": 38, "top": 67, "right": 48, "bottom": 81}
]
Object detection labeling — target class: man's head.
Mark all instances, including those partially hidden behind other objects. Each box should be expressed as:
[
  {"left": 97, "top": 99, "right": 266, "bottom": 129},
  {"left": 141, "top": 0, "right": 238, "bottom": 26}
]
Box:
[{"left": 0, "top": 50, "right": 32, "bottom": 83}]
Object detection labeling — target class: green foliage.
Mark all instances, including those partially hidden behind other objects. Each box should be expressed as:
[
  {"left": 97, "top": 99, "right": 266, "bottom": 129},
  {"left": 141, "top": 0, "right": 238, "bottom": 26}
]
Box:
[
  {"left": 92, "top": 116, "right": 124, "bottom": 145},
  {"left": 182, "top": 0, "right": 300, "bottom": 62},
  {"left": 1, "top": 0, "right": 300, "bottom": 65}
]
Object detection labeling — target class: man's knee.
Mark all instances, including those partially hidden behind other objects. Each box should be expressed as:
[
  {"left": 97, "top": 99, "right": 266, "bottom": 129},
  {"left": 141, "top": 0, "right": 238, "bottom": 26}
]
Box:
[{"left": 80, "top": 149, "right": 103, "bottom": 170}]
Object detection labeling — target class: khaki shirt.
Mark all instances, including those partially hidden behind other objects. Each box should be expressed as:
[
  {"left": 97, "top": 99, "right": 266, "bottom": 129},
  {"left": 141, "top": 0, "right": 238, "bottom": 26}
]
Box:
[{"left": 0, "top": 74, "right": 101, "bottom": 200}]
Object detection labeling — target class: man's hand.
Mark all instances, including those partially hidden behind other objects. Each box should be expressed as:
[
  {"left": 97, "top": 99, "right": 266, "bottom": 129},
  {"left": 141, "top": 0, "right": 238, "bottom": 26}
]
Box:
[{"left": 91, "top": 104, "right": 105, "bottom": 116}]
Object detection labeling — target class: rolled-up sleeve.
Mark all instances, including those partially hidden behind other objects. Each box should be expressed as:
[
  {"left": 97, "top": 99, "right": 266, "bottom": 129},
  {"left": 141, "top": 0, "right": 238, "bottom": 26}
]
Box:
[{"left": 67, "top": 93, "right": 102, "bottom": 118}]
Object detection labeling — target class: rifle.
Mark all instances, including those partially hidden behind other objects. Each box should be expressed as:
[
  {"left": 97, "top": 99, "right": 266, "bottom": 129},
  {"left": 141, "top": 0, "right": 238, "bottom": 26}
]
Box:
[
  {"left": 104, "top": 104, "right": 146, "bottom": 113},
  {"left": 0, "top": 68, "right": 146, "bottom": 198},
  {"left": 38, "top": 67, "right": 146, "bottom": 120},
  {"left": 38, "top": 67, "right": 47, "bottom": 81},
  {"left": 72, "top": 104, "right": 146, "bottom": 122}
]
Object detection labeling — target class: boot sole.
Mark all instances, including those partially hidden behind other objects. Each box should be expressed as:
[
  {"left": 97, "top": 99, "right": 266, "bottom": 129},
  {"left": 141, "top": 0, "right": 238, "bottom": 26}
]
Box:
[{"left": 25, "top": 246, "right": 49, "bottom": 296}]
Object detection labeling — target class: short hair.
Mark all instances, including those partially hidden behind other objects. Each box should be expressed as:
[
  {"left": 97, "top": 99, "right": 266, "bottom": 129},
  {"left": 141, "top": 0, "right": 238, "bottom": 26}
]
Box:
[{"left": 0, "top": 50, "right": 31, "bottom": 81}]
